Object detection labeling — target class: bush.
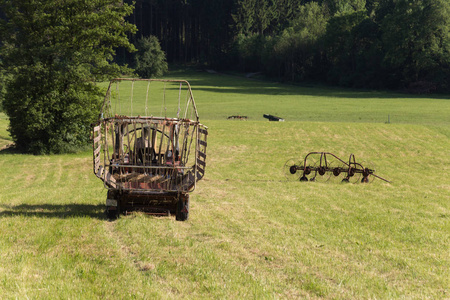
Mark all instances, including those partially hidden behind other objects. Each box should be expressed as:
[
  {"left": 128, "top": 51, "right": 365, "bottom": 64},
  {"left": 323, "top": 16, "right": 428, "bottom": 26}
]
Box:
[
  {"left": 135, "top": 36, "right": 168, "bottom": 78},
  {"left": 3, "top": 69, "right": 103, "bottom": 154}
]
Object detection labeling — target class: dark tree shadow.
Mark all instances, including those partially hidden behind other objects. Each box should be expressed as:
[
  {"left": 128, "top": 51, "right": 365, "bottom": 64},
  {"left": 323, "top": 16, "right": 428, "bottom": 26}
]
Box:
[
  {"left": 0, "top": 143, "right": 17, "bottom": 154},
  {"left": 171, "top": 68, "right": 450, "bottom": 100},
  {"left": 0, "top": 203, "right": 106, "bottom": 219}
]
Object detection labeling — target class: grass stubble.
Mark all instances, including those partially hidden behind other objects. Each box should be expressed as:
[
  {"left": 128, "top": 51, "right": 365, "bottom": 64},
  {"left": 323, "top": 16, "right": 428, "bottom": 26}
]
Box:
[{"left": 0, "top": 70, "right": 449, "bottom": 299}]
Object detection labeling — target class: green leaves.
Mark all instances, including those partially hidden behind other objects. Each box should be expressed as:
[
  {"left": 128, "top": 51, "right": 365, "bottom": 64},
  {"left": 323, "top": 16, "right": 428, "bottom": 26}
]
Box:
[
  {"left": 381, "top": 0, "right": 450, "bottom": 85},
  {"left": 134, "top": 36, "right": 168, "bottom": 79},
  {"left": 0, "top": 0, "right": 136, "bottom": 154}
]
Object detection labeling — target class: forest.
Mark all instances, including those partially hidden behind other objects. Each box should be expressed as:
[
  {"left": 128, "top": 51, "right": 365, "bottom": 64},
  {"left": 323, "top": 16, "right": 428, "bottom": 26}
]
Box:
[{"left": 124, "top": 0, "right": 450, "bottom": 92}]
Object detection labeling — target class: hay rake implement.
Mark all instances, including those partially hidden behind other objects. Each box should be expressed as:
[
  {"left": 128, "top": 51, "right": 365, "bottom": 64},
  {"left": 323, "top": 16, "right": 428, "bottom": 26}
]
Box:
[{"left": 284, "top": 152, "right": 390, "bottom": 183}]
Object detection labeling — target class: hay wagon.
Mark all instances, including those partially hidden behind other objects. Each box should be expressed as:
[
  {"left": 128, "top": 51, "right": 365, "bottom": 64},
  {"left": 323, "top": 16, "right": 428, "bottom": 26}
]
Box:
[{"left": 92, "top": 79, "right": 208, "bottom": 220}]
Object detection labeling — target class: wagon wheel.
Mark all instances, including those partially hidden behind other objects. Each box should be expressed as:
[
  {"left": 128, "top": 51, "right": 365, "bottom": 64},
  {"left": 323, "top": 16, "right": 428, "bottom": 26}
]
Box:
[
  {"left": 105, "top": 190, "right": 121, "bottom": 220},
  {"left": 311, "top": 159, "right": 332, "bottom": 183},
  {"left": 176, "top": 194, "right": 189, "bottom": 221},
  {"left": 295, "top": 155, "right": 315, "bottom": 182},
  {"left": 106, "top": 207, "right": 119, "bottom": 220},
  {"left": 283, "top": 158, "right": 302, "bottom": 181},
  {"left": 327, "top": 161, "right": 346, "bottom": 183},
  {"left": 346, "top": 164, "right": 362, "bottom": 184},
  {"left": 306, "top": 155, "right": 328, "bottom": 182},
  {"left": 360, "top": 161, "right": 376, "bottom": 183}
]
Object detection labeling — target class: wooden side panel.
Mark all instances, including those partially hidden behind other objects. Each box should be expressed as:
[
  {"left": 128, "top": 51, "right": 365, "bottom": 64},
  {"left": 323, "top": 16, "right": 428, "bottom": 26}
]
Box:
[
  {"left": 92, "top": 124, "right": 102, "bottom": 175},
  {"left": 92, "top": 122, "right": 116, "bottom": 189},
  {"left": 196, "top": 125, "right": 208, "bottom": 181}
]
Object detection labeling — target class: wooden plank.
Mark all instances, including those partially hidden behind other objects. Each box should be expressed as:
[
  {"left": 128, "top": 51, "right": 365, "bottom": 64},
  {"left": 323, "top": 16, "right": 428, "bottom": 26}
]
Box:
[
  {"left": 105, "top": 171, "right": 117, "bottom": 184},
  {"left": 93, "top": 134, "right": 102, "bottom": 144},
  {"left": 197, "top": 159, "right": 206, "bottom": 168},
  {"left": 94, "top": 155, "right": 101, "bottom": 168},
  {"left": 94, "top": 145, "right": 101, "bottom": 156},
  {"left": 96, "top": 165, "right": 104, "bottom": 178},
  {"left": 93, "top": 125, "right": 101, "bottom": 133},
  {"left": 198, "top": 140, "right": 207, "bottom": 147},
  {"left": 198, "top": 128, "right": 208, "bottom": 136},
  {"left": 197, "top": 151, "right": 206, "bottom": 160},
  {"left": 183, "top": 172, "right": 196, "bottom": 187},
  {"left": 197, "top": 166, "right": 205, "bottom": 176}
]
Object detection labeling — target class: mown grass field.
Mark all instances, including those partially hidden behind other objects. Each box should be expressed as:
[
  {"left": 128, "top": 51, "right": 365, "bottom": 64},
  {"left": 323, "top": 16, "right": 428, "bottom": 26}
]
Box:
[{"left": 0, "top": 69, "right": 449, "bottom": 299}]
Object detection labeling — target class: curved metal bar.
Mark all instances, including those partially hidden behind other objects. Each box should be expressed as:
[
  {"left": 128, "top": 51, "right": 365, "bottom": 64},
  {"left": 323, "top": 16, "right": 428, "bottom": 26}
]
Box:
[
  {"left": 296, "top": 152, "right": 390, "bottom": 183},
  {"left": 99, "top": 78, "right": 199, "bottom": 121}
]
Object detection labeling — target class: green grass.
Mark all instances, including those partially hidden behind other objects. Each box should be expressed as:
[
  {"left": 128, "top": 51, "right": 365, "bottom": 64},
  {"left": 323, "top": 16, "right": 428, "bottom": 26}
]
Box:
[
  {"left": 0, "top": 70, "right": 449, "bottom": 299},
  {"left": 103, "top": 68, "right": 450, "bottom": 125},
  {"left": 0, "top": 112, "right": 12, "bottom": 149},
  {"left": 166, "top": 68, "right": 450, "bottom": 125}
]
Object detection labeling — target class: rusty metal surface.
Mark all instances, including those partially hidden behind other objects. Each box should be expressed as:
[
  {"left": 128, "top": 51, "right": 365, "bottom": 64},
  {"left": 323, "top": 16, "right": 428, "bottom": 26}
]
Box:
[
  {"left": 284, "top": 152, "right": 390, "bottom": 183},
  {"left": 93, "top": 116, "right": 207, "bottom": 193},
  {"left": 92, "top": 79, "right": 207, "bottom": 219},
  {"left": 107, "top": 189, "right": 188, "bottom": 216}
]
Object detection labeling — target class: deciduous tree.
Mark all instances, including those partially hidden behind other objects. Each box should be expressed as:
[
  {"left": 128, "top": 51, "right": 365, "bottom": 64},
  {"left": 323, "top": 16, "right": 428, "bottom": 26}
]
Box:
[{"left": 0, "top": 0, "right": 136, "bottom": 154}]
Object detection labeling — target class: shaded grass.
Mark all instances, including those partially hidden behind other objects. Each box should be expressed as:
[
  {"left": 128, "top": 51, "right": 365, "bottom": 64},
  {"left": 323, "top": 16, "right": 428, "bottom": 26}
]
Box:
[{"left": 0, "top": 71, "right": 449, "bottom": 298}]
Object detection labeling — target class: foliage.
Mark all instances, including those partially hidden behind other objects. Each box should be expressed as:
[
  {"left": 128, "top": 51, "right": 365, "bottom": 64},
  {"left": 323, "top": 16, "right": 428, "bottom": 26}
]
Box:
[
  {"left": 322, "top": 0, "right": 367, "bottom": 15},
  {"left": 232, "top": 0, "right": 257, "bottom": 35},
  {"left": 322, "top": 10, "right": 371, "bottom": 85},
  {"left": 135, "top": 35, "right": 168, "bottom": 78},
  {"left": 126, "top": 0, "right": 450, "bottom": 92},
  {"left": 128, "top": 0, "right": 235, "bottom": 68},
  {"left": 233, "top": 34, "right": 268, "bottom": 72},
  {"left": 271, "top": 2, "right": 328, "bottom": 81},
  {"left": 0, "top": 0, "right": 136, "bottom": 154},
  {"left": 381, "top": 0, "right": 450, "bottom": 89}
]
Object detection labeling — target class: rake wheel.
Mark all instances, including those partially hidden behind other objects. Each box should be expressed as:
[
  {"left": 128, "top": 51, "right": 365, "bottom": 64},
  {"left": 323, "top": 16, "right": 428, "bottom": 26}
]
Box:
[
  {"left": 284, "top": 158, "right": 302, "bottom": 181},
  {"left": 303, "top": 155, "right": 318, "bottom": 182},
  {"left": 346, "top": 165, "right": 362, "bottom": 183},
  {"left": 360, "top": 161, "right": 376, "bottom": 183},
  {"left": 327, "top": 161, "right": 346, "bottom": 183},
  {"left": 310, "top": 159, "right": 331, "bottom": 183}
]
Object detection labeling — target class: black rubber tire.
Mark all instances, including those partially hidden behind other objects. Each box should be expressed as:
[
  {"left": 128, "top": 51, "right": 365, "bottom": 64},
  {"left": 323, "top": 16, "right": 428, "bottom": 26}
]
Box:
[
  {"left": 176, "top": 194, "right": 189, "bottom": 221},
  {"left": 106, "top": 190, "right": 120, "bottom": 220},
  {"left": 106, "top": 207, "right": 119, "bottom": 220}
]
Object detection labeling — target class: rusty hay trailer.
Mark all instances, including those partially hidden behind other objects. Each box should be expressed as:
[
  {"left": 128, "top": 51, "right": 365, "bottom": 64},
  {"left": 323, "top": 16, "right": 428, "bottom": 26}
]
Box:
[{"left": 92, "top": 79, "right": 208, "bottom": 220}]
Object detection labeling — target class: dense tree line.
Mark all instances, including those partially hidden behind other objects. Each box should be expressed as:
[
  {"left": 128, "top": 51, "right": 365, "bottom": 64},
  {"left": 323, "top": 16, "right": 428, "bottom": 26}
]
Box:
[{"left": 126, "top": 0, "right": 450, "bottom": 92}]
